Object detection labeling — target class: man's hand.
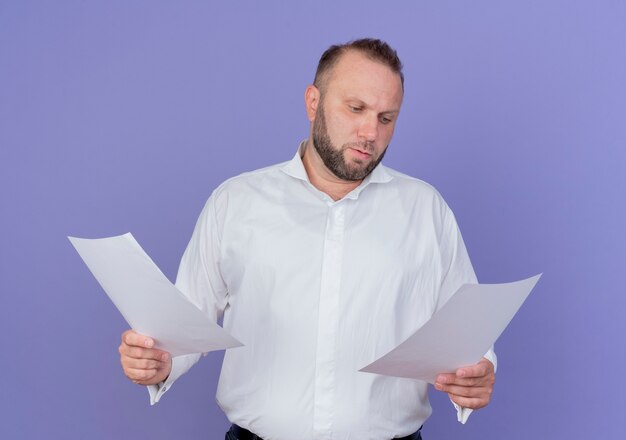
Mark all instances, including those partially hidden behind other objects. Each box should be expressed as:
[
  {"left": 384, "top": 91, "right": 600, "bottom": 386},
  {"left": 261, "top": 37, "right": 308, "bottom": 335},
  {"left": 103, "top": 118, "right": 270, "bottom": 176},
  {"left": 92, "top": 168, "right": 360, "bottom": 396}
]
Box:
[
  {"left": 434, "top": 358, "right": 495, "bottom": 409},
  {"left": 119, "top": 330, "right": 172, "bottom": 386}
]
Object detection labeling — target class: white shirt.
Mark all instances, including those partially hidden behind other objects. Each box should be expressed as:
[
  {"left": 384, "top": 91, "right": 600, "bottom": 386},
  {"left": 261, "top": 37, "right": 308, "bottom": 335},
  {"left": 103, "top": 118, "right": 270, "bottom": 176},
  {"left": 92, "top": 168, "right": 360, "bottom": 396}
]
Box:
[{"left": 148, "top": 142, "right": 496, "bottom": 440}]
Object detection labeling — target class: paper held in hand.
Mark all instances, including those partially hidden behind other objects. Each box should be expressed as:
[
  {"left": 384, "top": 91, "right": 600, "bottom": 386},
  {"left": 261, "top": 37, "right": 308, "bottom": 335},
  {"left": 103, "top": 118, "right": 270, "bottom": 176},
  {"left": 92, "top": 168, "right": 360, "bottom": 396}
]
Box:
[
  {"left": 359, "top": 274, "right": 541, "bottom": 383},
  {"left": 69, "top": 233, "right": 242, "bottom": 357}
]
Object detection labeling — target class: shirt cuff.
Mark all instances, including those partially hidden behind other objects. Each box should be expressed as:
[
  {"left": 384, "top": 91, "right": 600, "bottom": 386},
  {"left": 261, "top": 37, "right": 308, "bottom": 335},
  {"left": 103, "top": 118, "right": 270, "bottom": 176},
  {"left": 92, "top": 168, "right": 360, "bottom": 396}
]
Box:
[
  {"left": 454, "top": 404, "right": 473, "bottom": 424},
  {"left": 146, "top": 352, "right": 202, "bottom": 405}
]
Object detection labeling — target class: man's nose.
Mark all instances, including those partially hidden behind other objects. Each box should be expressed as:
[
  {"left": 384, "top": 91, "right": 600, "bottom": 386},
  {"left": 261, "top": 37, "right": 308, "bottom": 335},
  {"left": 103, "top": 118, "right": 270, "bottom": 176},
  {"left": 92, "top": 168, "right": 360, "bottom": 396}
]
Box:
[{"left": 357, "top": 114, "right": 379, "bottom": 142}]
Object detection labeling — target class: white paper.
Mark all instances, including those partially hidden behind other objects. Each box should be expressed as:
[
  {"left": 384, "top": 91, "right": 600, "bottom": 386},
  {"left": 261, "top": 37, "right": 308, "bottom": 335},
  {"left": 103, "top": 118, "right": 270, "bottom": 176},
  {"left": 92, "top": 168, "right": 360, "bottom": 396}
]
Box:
[
  {"left": 69, "top": 233, "right": 242, "bottom": 357},
  {"left": 360, "top": 274, "right": 541, "bottom": 383}
]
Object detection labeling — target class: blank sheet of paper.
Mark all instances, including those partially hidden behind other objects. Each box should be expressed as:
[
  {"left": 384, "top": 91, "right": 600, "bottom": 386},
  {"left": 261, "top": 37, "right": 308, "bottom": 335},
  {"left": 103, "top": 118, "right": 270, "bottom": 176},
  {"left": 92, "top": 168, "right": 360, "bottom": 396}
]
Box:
[
  {"left": 69, "top": 233, "right": 242, "bottom": 357},
  {"left": 360, "top": 274, "right": 541, "bottom": 383}
]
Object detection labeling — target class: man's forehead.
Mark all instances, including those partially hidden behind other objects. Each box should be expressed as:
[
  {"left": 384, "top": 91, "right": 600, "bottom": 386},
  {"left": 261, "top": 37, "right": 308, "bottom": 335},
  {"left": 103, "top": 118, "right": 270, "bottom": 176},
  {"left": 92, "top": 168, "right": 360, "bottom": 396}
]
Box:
[
  {"left": 325, "top": 51, "right": 403, "bottom": 108},
  {"left": 330, "top": 50, "right": 398, "bottom": 77}
]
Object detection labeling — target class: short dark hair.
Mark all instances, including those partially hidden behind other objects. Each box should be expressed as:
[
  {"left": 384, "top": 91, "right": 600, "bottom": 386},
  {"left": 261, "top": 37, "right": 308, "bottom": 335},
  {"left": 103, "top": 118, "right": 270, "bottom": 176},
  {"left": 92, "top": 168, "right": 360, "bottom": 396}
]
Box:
[{"left": 313, "top": 38, "right": 404, "bottom": 92}]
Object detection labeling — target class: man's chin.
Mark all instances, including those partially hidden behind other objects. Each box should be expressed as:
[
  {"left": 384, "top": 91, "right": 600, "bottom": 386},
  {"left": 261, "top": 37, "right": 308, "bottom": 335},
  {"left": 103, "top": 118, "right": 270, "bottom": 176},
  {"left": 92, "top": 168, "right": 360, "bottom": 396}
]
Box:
[
  {"left": 340, "top": 164, "right": 374, "bottom": 181},
  {"left": 347, "top": 156, "right": 374, "bottom": 171}
]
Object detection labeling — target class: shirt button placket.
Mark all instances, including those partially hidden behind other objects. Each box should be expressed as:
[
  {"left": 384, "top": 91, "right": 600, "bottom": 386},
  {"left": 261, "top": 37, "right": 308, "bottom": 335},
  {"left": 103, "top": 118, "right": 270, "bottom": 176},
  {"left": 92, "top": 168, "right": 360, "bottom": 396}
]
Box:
[{"left": 312, "top": 202, "right": 346, "bottom": 439}]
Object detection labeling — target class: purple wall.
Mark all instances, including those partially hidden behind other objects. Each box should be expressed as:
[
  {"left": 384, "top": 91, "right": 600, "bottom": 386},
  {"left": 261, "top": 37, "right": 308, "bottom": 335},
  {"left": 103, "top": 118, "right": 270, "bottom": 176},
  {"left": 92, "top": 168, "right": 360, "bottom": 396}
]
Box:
[{"left": 2, "top": 1, "right": 624, "bottom": 438}]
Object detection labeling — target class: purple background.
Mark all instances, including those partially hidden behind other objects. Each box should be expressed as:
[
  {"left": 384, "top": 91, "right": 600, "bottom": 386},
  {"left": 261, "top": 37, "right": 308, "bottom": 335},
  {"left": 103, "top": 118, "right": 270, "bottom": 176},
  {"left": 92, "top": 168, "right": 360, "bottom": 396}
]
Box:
[{"left": 1, "top": 1, "right": 625, "bottom": 438}]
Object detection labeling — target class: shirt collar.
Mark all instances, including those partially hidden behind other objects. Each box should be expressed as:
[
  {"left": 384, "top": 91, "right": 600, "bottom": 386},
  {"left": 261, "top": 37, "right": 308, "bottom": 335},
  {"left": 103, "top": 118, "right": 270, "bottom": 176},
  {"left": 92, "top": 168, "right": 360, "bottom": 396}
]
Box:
[
  {"left": 280, "top": 140, "right": 394, "bottom": 199},
  {"left": 280, "top": 140, "right": 311, "bottom": 182}
]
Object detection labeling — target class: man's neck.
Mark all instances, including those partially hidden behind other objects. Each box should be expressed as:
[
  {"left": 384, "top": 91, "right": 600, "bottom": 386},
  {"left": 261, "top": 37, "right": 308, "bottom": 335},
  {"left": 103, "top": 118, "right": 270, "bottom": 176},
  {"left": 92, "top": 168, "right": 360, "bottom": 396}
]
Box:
[{"left": 301, "top": 140, "right": 362, "bottom": 201}]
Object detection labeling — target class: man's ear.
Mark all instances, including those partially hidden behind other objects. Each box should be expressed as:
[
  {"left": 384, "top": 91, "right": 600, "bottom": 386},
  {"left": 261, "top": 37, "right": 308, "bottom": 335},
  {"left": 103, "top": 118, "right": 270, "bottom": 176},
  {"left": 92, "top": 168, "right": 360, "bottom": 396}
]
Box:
[{"left": 304, "top": 85, "right": 320, "bottom": 122}]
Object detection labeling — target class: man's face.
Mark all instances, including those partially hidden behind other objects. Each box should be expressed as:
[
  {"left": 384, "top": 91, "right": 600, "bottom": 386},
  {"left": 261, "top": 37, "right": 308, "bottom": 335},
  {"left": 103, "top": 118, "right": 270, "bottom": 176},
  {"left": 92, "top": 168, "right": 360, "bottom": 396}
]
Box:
[{"left": 311, "top": 50, "right": 403, "bottom": 181}]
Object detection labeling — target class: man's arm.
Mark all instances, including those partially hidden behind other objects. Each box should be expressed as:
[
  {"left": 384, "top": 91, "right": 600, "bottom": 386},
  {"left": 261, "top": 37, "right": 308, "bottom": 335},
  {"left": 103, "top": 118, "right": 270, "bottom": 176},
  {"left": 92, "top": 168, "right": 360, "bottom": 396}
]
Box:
[
  {"left": 124, "top": 193, "right": 227, "bottom": 402},
  {"left": 432, "top": 198, "right": 497, "bottom": 416}
]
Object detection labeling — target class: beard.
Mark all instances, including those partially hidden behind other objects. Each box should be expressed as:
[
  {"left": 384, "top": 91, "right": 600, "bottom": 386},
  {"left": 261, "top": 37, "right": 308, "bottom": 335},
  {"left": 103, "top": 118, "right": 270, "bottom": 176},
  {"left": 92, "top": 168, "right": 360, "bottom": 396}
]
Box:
[{"left": 312, "top": 101, "right": 387, "bottom": 181}]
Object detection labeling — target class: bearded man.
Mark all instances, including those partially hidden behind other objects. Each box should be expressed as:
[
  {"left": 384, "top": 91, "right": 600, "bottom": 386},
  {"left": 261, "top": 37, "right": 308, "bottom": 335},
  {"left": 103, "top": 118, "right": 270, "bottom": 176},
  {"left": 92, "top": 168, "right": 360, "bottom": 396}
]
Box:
[{"left": 118, "top": 38, "right": 496, "bottom": 440}]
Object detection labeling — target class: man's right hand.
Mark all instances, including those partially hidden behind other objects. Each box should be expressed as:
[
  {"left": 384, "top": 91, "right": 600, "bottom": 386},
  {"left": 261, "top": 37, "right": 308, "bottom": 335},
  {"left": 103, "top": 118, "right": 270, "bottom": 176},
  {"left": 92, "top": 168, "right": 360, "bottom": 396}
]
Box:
[{"left": 119, "top": 330, "right": 172, "bottom": 386}]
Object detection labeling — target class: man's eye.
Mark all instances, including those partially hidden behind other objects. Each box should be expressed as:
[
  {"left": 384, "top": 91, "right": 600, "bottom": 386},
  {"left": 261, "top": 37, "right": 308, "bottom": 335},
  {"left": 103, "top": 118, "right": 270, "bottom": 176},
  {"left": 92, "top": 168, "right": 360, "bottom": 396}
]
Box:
[
  {"left": 349, "top": 106, "right": 362, "bottom": 113},
  {"left": 380, "top": 117, "right": 392, "bottom": 124}
]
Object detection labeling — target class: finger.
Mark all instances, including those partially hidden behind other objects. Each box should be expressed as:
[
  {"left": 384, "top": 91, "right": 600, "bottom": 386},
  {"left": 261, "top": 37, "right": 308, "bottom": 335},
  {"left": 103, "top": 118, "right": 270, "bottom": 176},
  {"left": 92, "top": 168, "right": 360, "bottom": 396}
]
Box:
[
  {"left": 125, "top": 367, "right": 158, "bottom": 382},
  {"left": 123, "top": 357, "right": 166, "bottom": 371},
  {"left": 448, "top": 393, "right": 490, "bottom": 410},
  {"left": 436, "top": 372, "right": 489, "bottom": 386},
  {"left": 436, "top": 375, "right": 486, "bottom": 388},
  {"left": 456, "top": 359, "right": 493, "bottom": 379},
  {"left": 455, "top": 364, "right": 487, "bottom": 379},
  {"left": 122, "top": 330, "right": 155, "bottom": 349},
  {"left": 435, "top": 382, "right": 489, "bottom": 398},
  {"left": 436, "top": 371, "right": 495, "bottom": 391},
  {"left": 435, "top": 373, "right": 457, "bottom": 385},
  {"left": 120, "top": 345, "right": 170, "bottom": 362}
]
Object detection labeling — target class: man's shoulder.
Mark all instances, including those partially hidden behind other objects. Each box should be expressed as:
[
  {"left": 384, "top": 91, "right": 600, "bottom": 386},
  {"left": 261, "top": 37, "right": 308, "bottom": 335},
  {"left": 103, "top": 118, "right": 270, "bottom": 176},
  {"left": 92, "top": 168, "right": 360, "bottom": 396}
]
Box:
[
  {"left": 379, "top": 165, "right": 459, "bottom": 227},
  {"left": 380, "top": 165, "right": 443, "bottom": 198},
  {"left": 213, "top": 160, "right": 290, "bottom": 194}
]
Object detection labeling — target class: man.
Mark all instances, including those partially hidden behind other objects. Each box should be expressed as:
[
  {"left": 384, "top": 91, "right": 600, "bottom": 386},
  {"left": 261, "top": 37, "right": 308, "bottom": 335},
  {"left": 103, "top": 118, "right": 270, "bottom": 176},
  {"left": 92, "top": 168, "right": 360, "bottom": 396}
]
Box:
[{"left": 119, "top": 39, "right": 496, "bottom": 440}]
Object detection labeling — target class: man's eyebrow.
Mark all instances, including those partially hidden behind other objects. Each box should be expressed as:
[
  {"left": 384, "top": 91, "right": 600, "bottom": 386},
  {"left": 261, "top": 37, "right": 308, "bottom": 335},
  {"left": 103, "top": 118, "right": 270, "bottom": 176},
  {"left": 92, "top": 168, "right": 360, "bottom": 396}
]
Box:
[
  {"left": 345, "top": 98, "right": 367, "bottom": 106},
  {"left": 345, "top": 98, "right": 400, "bottom": 114}
]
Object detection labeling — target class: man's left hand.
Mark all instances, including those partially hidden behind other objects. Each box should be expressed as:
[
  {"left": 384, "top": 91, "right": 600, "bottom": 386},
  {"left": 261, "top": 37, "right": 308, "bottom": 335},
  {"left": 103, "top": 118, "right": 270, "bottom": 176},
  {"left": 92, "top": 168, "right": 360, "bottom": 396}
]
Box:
[{"left": 434, "top": 358, "right": 495, "bottom": 409}]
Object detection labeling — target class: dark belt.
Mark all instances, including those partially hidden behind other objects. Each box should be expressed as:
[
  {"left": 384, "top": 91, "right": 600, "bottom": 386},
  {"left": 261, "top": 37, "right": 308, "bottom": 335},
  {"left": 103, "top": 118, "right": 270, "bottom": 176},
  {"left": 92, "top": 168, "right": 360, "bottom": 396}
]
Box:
[{"left": 228, "top": 424, "right": 423, "bottom": 440}]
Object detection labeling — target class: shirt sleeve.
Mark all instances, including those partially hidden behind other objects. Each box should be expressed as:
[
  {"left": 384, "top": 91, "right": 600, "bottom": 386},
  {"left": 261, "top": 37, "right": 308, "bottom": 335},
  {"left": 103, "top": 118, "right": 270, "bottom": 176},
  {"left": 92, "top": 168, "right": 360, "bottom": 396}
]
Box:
[
  {"left": 147, "top": 193, "right": 229, "bottom": 404},
  {"left": 435, "top": 200, "right": 498, "bottom": 423},
  {"left": 435, "top": 202, "right": 477, "bottom": 312}
]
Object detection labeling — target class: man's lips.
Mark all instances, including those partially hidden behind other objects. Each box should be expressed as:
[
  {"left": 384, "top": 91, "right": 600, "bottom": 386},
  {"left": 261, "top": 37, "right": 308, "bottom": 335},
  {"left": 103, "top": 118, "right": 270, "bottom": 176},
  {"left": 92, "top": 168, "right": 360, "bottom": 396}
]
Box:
[{"left": 348, "top": 147, "right": 372, "bottom": 159}]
